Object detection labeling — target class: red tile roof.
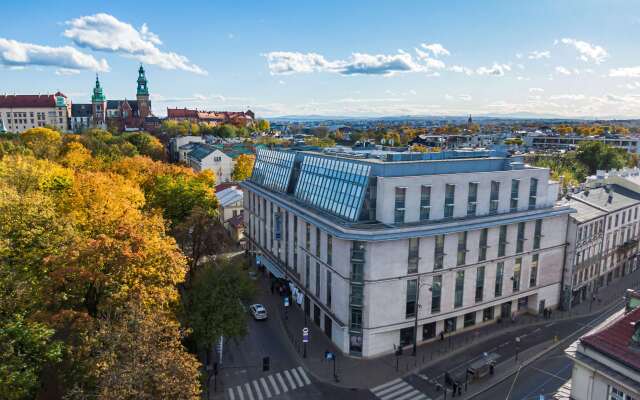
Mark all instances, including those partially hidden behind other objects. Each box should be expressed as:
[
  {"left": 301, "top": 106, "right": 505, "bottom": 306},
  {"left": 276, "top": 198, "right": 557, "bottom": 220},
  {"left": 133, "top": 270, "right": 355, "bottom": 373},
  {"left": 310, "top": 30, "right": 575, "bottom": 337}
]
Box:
[
  {"left": 581, "top": 306, "right": 640, "bottom": 371},
  {"left": 0, "top": 94, "right": 58, "bottom": 108},
  {"left": 167, "top": 108, "right": 199, "bottom": 118},
  {"left": 215, "top": 182, "right": 237, "bottom": 192}
]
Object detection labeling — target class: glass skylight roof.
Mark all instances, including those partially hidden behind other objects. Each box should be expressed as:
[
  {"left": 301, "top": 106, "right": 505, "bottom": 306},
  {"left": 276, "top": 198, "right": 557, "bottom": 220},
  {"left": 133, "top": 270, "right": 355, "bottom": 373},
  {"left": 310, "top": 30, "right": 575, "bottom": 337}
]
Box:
[{"left": 250, "top": 149, "right": 295, "bottom": 193}]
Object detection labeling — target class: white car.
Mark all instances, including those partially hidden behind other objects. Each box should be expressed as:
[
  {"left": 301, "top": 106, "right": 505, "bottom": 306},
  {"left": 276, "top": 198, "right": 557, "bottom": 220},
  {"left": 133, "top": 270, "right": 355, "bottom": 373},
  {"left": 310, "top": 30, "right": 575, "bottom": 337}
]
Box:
[{"left": 249, "top": 304, "right": 268, "bottom": 320}]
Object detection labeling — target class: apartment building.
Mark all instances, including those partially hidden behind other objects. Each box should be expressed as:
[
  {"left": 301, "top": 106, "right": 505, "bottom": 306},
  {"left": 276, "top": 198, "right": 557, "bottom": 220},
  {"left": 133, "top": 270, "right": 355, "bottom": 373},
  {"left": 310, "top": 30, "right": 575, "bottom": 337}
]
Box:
[
  {"left": 242, "top": 147, "right": 572, "bottom": 357},
  {"left": 523, "top": 133, "right": 640, "bottom": 154},
  {"left": 0, "top": 93, "right": 70, "bottom": 133},
  {"left": 563, "top": 186, "right": 640, "bottom": 308},
  {"left": 185, "top": 143, "right": 235, "bottom": 183}
]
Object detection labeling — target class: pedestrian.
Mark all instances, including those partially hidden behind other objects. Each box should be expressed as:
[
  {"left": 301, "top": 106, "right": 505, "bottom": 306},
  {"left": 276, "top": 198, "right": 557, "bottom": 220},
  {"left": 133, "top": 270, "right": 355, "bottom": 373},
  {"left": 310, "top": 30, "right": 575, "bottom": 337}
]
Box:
[{"left": 440, "top": 331, "right": 445, "bottom": 341}]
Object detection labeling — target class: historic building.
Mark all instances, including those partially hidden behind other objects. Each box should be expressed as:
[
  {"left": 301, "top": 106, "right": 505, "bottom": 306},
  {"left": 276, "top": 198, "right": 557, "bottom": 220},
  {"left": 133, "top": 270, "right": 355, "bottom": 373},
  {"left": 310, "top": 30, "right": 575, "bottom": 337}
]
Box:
[
  {"left": 0, "top": 92, "right": 71, "bottom": 133},
  {"left": 71, "top": 65, "right": 154, "bottom": 132},
  {"left": 166, "top": 107, "right": 255, "bottom": 127},
  {"left": 242, "top": 148, "right": 572, "bottom": 357}
]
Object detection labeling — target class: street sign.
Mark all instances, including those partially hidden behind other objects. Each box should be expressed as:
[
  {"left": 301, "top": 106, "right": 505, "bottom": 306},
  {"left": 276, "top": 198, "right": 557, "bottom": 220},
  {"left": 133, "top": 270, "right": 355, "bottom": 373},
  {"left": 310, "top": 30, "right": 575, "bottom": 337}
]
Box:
[
  {"left": 325, "top": 351, "right": 334, "bottom": 360},
  {"left": 302, "top": 327, "right": 309, "bottom": 343},
  {"left": 284, "top": 297, "right": 290, "bottom": 307}
]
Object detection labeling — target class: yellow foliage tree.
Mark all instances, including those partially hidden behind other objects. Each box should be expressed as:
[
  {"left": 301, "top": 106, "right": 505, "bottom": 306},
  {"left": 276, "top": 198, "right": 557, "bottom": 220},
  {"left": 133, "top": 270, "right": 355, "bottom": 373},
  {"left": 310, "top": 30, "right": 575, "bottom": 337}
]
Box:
[{"left": 232, "top": 154, "right": 255, "bottom": 181}]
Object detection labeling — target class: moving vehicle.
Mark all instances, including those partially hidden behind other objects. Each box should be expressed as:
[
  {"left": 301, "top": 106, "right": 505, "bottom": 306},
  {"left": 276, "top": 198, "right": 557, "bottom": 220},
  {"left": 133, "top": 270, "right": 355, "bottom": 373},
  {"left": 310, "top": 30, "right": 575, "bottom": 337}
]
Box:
[{"left": 249, "top": 304, "right": 268, "bottom": 320}]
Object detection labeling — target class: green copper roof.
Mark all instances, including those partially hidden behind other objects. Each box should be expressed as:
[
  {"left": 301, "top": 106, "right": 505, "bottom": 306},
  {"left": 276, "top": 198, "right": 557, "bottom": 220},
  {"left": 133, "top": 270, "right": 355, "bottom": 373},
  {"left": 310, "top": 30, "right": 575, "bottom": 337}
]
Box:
[
  {"left": 92, "top": 75, "right": 106, "bottom": 103},
  {"left": 137, "top": 64, "right": 149, "bottom": 96}
]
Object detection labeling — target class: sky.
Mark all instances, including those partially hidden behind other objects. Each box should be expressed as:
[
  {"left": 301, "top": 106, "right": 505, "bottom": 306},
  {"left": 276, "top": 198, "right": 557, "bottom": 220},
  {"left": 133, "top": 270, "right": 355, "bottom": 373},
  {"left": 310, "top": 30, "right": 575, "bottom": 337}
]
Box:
[{"left": 2, "top": 0, "right": 640, "bottom": 118}]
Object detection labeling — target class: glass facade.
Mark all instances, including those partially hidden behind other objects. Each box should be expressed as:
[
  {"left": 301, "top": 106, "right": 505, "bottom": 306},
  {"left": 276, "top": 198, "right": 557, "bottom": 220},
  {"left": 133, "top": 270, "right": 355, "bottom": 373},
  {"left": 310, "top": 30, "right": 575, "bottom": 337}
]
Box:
[
  {"left": 405, "top": 279, "right": 417, "bottom": 318},
  {"left": 294, "top": 155, "right": 370, "bottom": 221},
  {"left": 457, "top": 231, "right": 467, "bottom": 266},
  {"left": 476, "top": 266, "right": 485, "bottom": 302},
  {"left": 513, "top": 257, "right": 522, "bottom": 292},
  {"left": 529, "top": 178, "right": 538, "bottom": 210},
  {"left": 498, "top": 225, "right": 507, "bottom": 257},
  {"left": 454, "top": 271, "right": 465, "bottom": 308},
  {"left": 510, "top": 179, "right": 520, "bottom": 212},
  {"left": 250, "top": 149, "right": 295, "bottom": 192},
  {"left": 434, "top": 235, "right": 445, "bottom": 270},
  {"left": 478, "top": 228, "right": 488, "bottom": 262},
  {"left": 495, "top": 262, "right": 504, "bottom": 297},
  {"left": 444, "top": 184, "right": 455, "bottom": 218},
  {"left": 431, "top": 275, "right": 442, "bottom": 313},
  {"left": 530, "top": 254, "right": 539, "bottom": 287},
  {"left": 490, "top": 181, "right": 500, "bottom": 214},
  {"left": 395, "top": 187, "right": 406, "bottom": 224},
  {"left": 420, "top": 185, "right": 431, "bottom": 221},
  {"left": 516, "top": 222, "right": 525, "bottom": 253},
  {"left": 408, "top": 238, "right": 419, "bottom": 274},
  {"left": 468, "top": 182, "right": 478, "bottom": 216},
  {"left": 533, "top": 219, "right": 542, "bottom": 250}
]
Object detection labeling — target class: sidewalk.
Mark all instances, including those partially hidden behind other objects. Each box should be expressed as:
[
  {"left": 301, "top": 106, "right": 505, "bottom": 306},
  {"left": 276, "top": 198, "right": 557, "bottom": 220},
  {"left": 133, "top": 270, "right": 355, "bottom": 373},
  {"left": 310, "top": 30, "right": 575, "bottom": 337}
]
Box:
[{"left": 264, "top": 268, "right": 640, "bottom": 390}]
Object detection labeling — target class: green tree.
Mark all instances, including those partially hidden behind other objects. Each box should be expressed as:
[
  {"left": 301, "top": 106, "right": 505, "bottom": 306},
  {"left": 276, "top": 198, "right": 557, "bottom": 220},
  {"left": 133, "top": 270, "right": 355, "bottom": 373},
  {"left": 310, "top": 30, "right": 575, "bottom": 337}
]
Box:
[
  {"left": 125, "top": 132, "right": 165, "bottom": 161},
  {"left": 20, "top": 127, "right": 62, "bottom": 159},
  {"left": 576, "top": 141, "right": 629, "bottom": 174},
  {"left": 254, "top": 119, "right": 270, "bottom": 131},
  {"left": 213, "top": 124, "right": 237, "bottom": 138}
]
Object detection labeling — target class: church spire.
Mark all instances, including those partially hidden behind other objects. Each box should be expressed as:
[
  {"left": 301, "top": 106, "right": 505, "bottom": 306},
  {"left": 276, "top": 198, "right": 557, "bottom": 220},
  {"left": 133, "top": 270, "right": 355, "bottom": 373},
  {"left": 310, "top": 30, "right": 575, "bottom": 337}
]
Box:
[
  {"left": 92, "top": 74, "right": 105, "bottom": 103},
  {"left": 137, "top": 64, "right": 149, "bottom": 96}
]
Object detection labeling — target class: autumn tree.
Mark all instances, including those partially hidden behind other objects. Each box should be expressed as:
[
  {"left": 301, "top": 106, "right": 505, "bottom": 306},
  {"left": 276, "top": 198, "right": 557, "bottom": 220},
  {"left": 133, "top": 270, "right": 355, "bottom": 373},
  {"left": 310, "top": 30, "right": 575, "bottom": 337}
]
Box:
[
  {"left": 124, "top": 132, "right": 166, "bottom": 161},
  {"left": 254, "top": 119, "right": 270, "bottom": 131},
  {"left": 20, "top": 127, "right": 63, "bottom": 159},
  {"left": 232, "top": 153, "right": 255, "bottom": 181}
]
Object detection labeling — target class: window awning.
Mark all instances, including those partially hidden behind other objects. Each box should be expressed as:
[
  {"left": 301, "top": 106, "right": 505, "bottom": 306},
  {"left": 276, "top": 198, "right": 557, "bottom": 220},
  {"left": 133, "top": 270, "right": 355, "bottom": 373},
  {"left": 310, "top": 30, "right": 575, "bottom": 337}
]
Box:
[{"left": 256, "top": 255, "right": 285, "bottom": 279}]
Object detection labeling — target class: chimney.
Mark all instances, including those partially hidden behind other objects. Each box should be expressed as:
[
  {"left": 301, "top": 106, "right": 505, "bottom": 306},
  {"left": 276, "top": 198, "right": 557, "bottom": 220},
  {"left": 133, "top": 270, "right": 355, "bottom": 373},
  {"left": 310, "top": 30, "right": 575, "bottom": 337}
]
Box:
[{"left": 631, "top": 321, "right": 640, "bottom": 349}]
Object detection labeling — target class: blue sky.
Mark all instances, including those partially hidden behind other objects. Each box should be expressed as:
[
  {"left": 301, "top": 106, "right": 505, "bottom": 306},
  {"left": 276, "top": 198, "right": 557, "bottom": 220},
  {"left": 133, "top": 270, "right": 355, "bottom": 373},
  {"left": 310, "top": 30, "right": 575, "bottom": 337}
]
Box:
[{"left": 2, "top": 0, "right": 640, "bottom": 118}]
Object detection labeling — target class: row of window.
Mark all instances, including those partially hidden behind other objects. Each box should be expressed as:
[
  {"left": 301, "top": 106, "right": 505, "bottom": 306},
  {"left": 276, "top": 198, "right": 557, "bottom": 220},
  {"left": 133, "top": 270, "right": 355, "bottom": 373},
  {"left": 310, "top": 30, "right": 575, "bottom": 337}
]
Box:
[
  {"left": 394, "top": 178, "right": 539, "bottom": 224},
  {"left": 407, "top": 220, "right": 542, "bottom": 273},
  {"left": 405, "top": 255, "right": 539, "bottom": 319}
]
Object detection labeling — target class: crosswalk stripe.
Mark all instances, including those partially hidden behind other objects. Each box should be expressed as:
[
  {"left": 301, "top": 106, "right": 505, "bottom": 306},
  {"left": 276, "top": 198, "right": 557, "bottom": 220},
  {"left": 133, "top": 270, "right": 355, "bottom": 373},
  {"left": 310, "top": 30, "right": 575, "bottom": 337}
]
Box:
[
  {"left": 252, "top": 380, "right": 263, "bottom": 400},
  {"left": 236, "top": 386, "right": 245, "bottom": 400},
  {"left": 290, "top": 368, "right": 304, "bottom": 387},
  {"left": 283, "top": 370, "right": 297, "bottom": 389},
  {"left": 268, "top": 375, "right": 281, "bottom": 396},
  {"left": 276, "top": 372, "right": 289, "bottom": 393},
  {"left": 259, "top": 377, "right": 272, "bottom": 398},
  {"left": 244, "top": 383, "right": 254, "bottom": 400},
  {"left": 372, "top": 378, "right": 403, "bottom": 393},
  {"left": 227, "top": 388, "right": 236, "bottom": 400},
  {"left": 297, "top": 367, "right": 311, "bottom": 385},
  {"left": 394, "top": 390, "right": 424, "bottom": 400},
  {"left": 380, "top": 384, "right": 412, "bottom": 400},
  {"left": 376, "top": 381, "right": 408, "bottom": 397}
]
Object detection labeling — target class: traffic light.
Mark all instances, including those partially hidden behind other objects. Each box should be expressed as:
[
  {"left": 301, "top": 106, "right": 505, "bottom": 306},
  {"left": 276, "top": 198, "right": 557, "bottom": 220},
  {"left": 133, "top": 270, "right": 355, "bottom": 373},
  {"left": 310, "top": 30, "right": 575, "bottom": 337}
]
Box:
[{"left": 262, "top": 356, "right": 270, "bottom": 372}]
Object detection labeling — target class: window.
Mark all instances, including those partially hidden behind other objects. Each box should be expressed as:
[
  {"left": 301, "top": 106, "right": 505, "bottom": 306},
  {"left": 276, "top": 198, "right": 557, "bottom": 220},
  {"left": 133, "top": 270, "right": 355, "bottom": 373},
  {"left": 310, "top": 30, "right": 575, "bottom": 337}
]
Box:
[
  {"left": 533, "top": 219, "right": 542, "bottom": 250},
  {"left": 510, "top": 179, "right": 520, "bottom": 212},
  {"left": 351, "top": 284, "right": 363, "bottom": 305},
  {"left": 530, "top": 254, "right": 539, "bottom": 287},
  {"left": 475, "top": 266, "right": 485, "bottom": 302},
  {"left": 457, "top": 231, "right": 467, "bottom": 266},
  {"left": 513, "top": 257, "right": 522, "bottom": 292},
  {"left": 395, "top": 187, "right": 406, "bottom": 223},
  {"left": 454, "top": 270, "right": 465, "bottom": 308},
  {"left": 529, "top": 178, "right": 538, "bottom": 209},
  {"left": 516, "top": 222, "right": 525, "bottom": 253},
  {"left": 483, "top": 307, "right": 494, "bottom": 321},
  {"left": 444, "top": 184, "right": 455, "bottom": 218},
  {"left": 464, "top": 312, "right": 476, "bottom": 328},
  {"left": 444, "top": 317, "right": 457, "bottom": 333},
  {"left": 306, "top": 223, "right": 311, "bottom": 249},
  {"left": 478, "top": 228, "right": 488, "bottom": 261},
  {"left": 490, "top": 181, "right": 500, "bottom": 214},
  {"left": 406, "top": 279, "right": 417, "bottom": 318},
  {"left": 408, "top": 238, "right": 419, "bottom": 274},
  {"left": 498, "top": 225, "right": 508, "bottom": 257},
  {"left": 420, "top": 185, "right": 431, "bottom": 221},
  {"left": 316, "top": 228, "right": 321, "bottom": 257},
  {"left": 315, "top": 263, "right": 321, "bottom": 296},
  {"left": 305, "top": 255, "right": 311, "bottom": 287},
  {"left": 431, "top": 275, "right": 442, "bottom": 313},
  {"left": 326, "top": 270, "right": 332, "bottom": 308},
  {"left": 468, "top": 182, "right": 478, "bottom": 216},
  {"left": 327, "top": 235, "right": 332, "bottom": 266},
  {"left": 293, "top": 216, "right": 298, "bottom": 272},
  {"left": 351, "top": 263, "right": 364, "bottom": 282},
  {"left": 434, "top": 235, "right": 445, "bottom": 270},
  {"left": 495, "top": 262, "right": 504, "bottom": 297},
  {"left": 350, "top": 308, "right": 362, "bottom": 330},
  {"left": 608, "top": 386, "right": 628, "bottom": 400}
]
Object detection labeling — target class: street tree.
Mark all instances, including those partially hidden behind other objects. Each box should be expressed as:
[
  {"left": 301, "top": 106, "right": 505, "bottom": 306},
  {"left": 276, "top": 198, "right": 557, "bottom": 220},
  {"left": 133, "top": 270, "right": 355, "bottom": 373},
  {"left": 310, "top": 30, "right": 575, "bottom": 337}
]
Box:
[{"left": 231, "top": 153, "right": 255, "bottom": 181}]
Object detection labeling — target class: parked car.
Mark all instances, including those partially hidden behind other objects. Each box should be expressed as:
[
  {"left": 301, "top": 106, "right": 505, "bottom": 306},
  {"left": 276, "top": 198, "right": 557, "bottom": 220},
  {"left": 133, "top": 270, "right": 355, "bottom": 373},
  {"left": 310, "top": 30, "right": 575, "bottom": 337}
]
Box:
[{"left": 249, "top": 304, "right": 268, "bottom": 320}]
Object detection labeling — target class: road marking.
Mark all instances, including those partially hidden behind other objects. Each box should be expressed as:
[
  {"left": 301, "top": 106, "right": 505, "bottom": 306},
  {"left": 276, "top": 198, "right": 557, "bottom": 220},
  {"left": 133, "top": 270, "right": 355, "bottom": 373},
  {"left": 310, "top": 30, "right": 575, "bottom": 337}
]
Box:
[
  {"left": 227, "top": 388, "right": 236, "bottom": 400},
  {"left": 375, "top": 381, "right": 407, "bottom": 397},
  {"left": 297, "top": 367, "right": 311, "bottom": 385},
  {"left": 236, "top": 386, "right": 245, "bottom": 400},
  {"left": 259, "top": 377, "right": 272, "bottom": 398},
  {"left": 380, "top": 384, "right": 412, "bottom": 400},
  {"left": 276, "top": 372, "right": 288, "bottom": 393},
  {"left": 268, "top": 375, "right": 281, "bottom": 396},
  {"left": 395, "top": 390, "right": 425, "bottom": 400},
  {"left": 530, "top": 365, "right": 572, "bottom": 382},
  {"left": 290, "top": 368, "right": 304, "bottom": 387},
  {"left": 283, "top": 369, "right": 297, "bottom": 389},
  {"left": 371, "top": 378, "right": 403, "bottom": 392},
  {"left": 244, "top": 383, "right": 254, "bottom": 400},
  {"left": 252, "top": 380, "right": 263, "bottom": 400}
]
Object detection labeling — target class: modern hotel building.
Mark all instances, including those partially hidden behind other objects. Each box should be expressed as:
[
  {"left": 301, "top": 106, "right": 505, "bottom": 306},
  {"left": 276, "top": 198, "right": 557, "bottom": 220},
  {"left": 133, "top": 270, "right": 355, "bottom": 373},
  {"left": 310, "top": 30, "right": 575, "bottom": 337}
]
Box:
[{"left": 242, "top": 148, "right": 573, "bottom": 358}]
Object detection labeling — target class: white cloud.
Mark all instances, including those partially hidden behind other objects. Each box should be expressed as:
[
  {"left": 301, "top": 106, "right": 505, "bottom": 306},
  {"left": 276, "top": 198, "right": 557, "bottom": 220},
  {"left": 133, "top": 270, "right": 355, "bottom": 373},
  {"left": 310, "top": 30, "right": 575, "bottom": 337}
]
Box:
[
  {"left": 419, "top": 43, "right": 450, "bottom": 57},
  {"left": 449, "top": 65, "right": 474, "bottom": 75},
  {"left": 515, "top": 53, "right": 523, "bottom": 59},
  {"left": 549, "top": 94, "right": 586, "bottom": 100},
  {"left": 528, "top": 50, "right": 550, "bottom": 59},
  {"left": 475, "top": 63, "right": 511, "bottom": 76},
  {"left": 609, "top": 66, "right": 640, "bottom": 78},
  {"left": 55, "top": 68, "right": 81, "bottom": 76},
  {"left": 555, "top": 66, "right": 572, "bottom": 75},
  {"left": 264, "top": 47, "right": 442, "bottom": 76},
  {"left": 458, "top": 94, "right": 472, "bottom": 101},
  {"left": 64, "top": 13, "right": 206, "bottom": 75},
  {"left": 559, "top": 38, "right": 609, "bottom": 64},
  {"left": 529, "top": 87, "right": 544, "bottom": 93},
  {"left": 0, "top": 38, "right": 108, "bottom": 72}
]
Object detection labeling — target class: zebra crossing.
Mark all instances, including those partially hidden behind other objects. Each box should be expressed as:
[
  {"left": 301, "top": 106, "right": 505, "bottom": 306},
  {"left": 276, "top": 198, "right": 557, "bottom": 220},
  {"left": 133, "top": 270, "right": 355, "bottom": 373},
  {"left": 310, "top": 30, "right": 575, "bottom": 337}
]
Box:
[
  {"left": 226, "top": 366, "right": 312, "bottom": 400},
  {"left": 370, "top": 378, "right": 430, "bottom": 400},
  {"left": 553, "top": 379, "right": 572, "bottom": 399}
]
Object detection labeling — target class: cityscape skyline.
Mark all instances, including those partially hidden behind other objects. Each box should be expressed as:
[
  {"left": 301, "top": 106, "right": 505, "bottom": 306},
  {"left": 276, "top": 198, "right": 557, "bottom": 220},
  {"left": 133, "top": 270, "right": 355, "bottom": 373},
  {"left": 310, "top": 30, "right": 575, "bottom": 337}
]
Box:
[{"left": 2, "top": 0, "right": 640, "bottom": 118}]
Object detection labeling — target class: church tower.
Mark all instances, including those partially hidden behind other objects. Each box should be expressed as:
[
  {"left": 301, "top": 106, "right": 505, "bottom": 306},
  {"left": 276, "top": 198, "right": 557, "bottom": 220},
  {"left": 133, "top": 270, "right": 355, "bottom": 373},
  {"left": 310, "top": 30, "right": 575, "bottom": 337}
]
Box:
[
  {"left": 136, "top": 64, "right": 151, "bottom": 118},
  {"left": 91, "top": 75, "right": 107, "bottom": 127}
]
